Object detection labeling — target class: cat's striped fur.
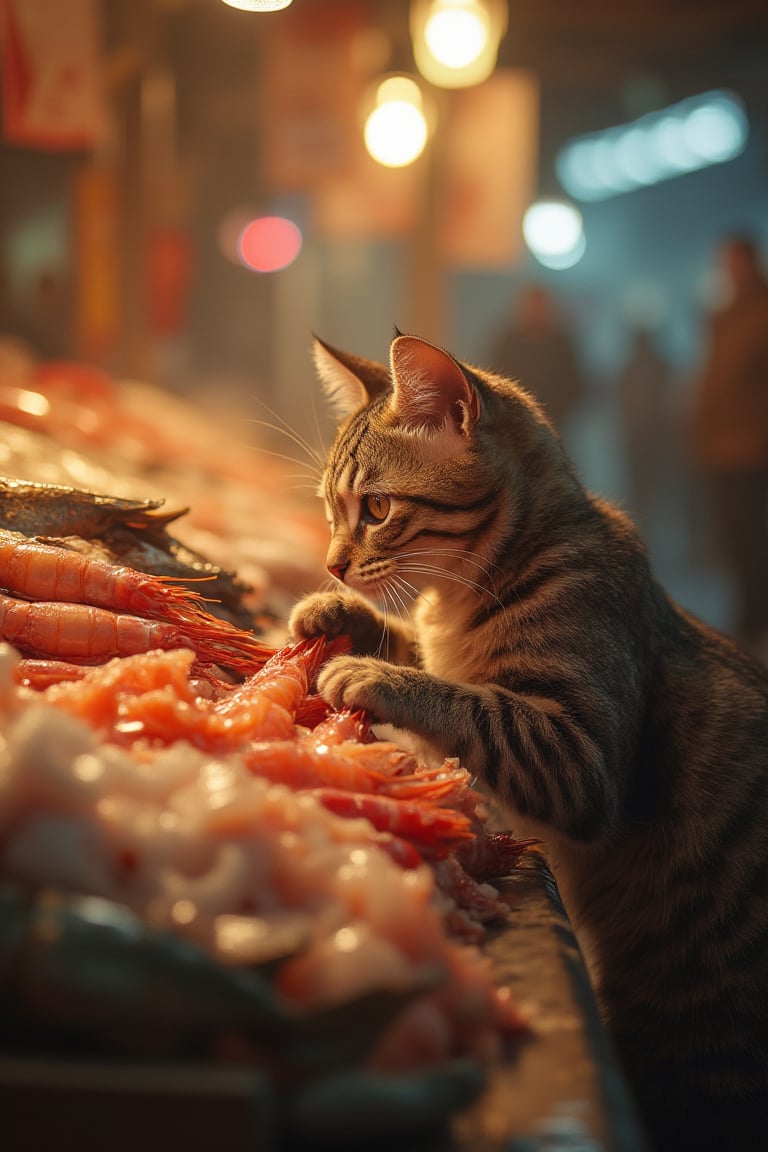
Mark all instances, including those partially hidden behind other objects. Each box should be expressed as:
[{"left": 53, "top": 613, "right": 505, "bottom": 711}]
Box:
[{"left": 289, "top": 333, "right": 768, "bottom": 1151}]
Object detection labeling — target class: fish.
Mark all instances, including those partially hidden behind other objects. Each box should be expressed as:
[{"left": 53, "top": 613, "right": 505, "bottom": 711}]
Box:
[{"left": 0, "top": 477, "right": 255, "bottom": 627}]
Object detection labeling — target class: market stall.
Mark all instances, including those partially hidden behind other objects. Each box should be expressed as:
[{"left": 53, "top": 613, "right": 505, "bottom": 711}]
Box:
[{"left": 0, "top": 355, "right": 647, "bottom": 1150}]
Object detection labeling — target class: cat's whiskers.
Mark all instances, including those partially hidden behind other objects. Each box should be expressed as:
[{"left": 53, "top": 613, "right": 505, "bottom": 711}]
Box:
[
  {"left": 387, "top": 574, "right": 421, "bottom": 615},
  {"left": 370, "top": 582, "right": 390, "bottom": 658},
  {"left": 398, "top": 562, "right": 504, "bottom": 610},
  {"left": 396, "top": 547, "right": 503, "bottom": 596},
  {"left": 250, "top": 444, "right": 324, "bottom": 485},
  {"left": 390, "top": 573, "right": 437, "bottom": 616},
  {"left": 244, "top": 403, "right": 327, "bottom": 475},
  {"left": 390, "top": 573, "right": 424, "bottom": 605}
]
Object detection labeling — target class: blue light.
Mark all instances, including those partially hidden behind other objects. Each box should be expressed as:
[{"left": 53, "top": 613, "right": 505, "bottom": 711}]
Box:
[{"left": 556, "top": 90, "right": 749, "bottom": 202}]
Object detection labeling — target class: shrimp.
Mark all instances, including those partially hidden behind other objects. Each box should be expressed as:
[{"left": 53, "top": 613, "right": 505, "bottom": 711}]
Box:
[
  {"left": 202, "top": 638, "right": 329, "bottom": 741},
  {"left": 455, "top": 831, "right": 542, "bottom": 882},
  {"left": 244, "top": 740, "right": 393, "bottom": 794},
  {"left": 0, "top": 590, "right": 194, "bottom": 661},
  {"left": 220, "top": 638, "right": 325, "bottom": 717},
  {"left": 0, "top": 528, "right": 206, "bottom": 618},
  {"left": 243, "top": 737, "right": 469, "bottom": 801},
  {"left": 0, "top": 529, "right": 274, "bottom": 672},
  {"left": 307, "top": 788, "right": 476, "bottom": 857},
  {"left": 13, "top": 657, "right": 91, "bottom": 688},
  {"left": 306, "top": 709, "right": 373, "bottom": 745}
]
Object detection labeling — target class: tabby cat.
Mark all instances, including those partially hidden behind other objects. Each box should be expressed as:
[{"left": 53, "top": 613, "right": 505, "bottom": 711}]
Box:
[{"left": 289, "top": 332, "right": 768, "bottom": 1152}]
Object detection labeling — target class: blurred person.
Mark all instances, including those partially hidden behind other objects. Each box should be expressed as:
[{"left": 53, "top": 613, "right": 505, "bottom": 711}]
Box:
[
  {"left": 487, "top": 284, "right": 587, "bottom": 441},
  {"left": 617, "top": 325, "right": 675, "bottom": 536},
  {"left": 690, "top": 233, "right": 768, "bottom": 654}
]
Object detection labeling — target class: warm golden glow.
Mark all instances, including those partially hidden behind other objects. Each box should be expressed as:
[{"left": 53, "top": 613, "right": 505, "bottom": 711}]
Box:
[
  {"left": 425, "top": 3, "right": 489, "bottom": 69},
  {"left": 364, "top": 77, "right": 429, "bottom": 168},
  {"left": 219, "top": 0, "right": 294, "bottom": 10},
  {"left": 411, "top": 0, "right": 508, "bottom": 89}
]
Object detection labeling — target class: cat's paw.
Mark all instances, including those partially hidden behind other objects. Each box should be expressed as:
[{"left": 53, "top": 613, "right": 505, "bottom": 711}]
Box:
[
  {"left": 289, "top": 591, "right": 385, "bottom": 656},
  {"left": 316, "top": 655, "right": 407, "bottom": 723}
]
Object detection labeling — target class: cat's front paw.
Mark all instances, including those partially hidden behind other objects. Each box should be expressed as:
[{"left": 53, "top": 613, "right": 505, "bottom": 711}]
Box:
[
  {"left": 289, "top": 591, "right": 385, "bottom": 656},
  {"left": 316, "top": 655, "right": 405, "bottom": 723}
]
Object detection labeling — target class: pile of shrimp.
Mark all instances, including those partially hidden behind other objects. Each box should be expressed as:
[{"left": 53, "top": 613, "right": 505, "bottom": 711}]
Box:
[
  {"left": 0, "top": 527, "right": 273, "bottom": 673},
  {"left": 0, "top": 637, "right": 534, "bottom": 1071}
]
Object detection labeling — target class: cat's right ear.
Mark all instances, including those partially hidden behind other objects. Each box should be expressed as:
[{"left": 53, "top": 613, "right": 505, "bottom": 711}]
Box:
[{"left": 313, "top": 337, "right": 391, "bottom": 420}]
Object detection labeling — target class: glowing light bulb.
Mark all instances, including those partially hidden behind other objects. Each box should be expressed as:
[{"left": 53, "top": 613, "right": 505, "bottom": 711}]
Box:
[
  {"left": 364, "top": 76, "right": 429, "bottom": 168},
  {"left": 424, "top": 3, "right": 489, "bottom": 69},
  {"left": 220, "top": 0, "right": 293, "bottom": 10},
  {"left": 411, "top": 0, "right": 507, "bottom": 89}
]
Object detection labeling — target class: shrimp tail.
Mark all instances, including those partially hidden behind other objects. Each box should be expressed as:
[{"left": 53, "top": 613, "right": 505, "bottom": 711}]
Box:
[{"left": 455, "top": 832, "right": 543, "bottom": 881}]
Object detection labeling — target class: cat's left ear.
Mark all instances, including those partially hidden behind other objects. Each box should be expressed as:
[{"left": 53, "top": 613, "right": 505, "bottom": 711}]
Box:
[
  {"left": 313, "top": 337, "right": 391, "bottom": 420},
  {"left": 390, "top": 335, "right": 480, "bottom": 442}
]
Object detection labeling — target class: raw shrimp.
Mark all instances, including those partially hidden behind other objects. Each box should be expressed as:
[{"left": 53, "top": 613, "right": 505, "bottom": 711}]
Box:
[
  {"left": 13, "top": 657, "right": 92, "bottom": 688},
  {"left": 244, "top": 739, "right": 465, "bottom": 800},
  {"left": 455, "top": 831, "right": 542, "bottom": 882},
  {"left": 307, "top": 709, "right": 373, "bottom": 746},
  {"left": 432, "top": 857, "right": 508, "bottom": 923},
  {"left": 40, "top": 642, "right": 341, "bottom": 751},
  {"left": 205, "top": 638, "right": 331, "bottom": 741},
  {"left": 0, "top": 591, "right": 195, "bottom": 661},
  {"left": 244, "top": 740, "right": 393, "bottom": 794},
  {"left": 231, "top": 638, "right": 332, "bottom": 714},
  {"left": 307, "top": 789, "right": 475, "bottom": 857},
  {"left": 0, "top": 527, "right": 209, "bottom": 619},
  {"left": 0, "top": 529, "right": 273, "bottom": 672}
]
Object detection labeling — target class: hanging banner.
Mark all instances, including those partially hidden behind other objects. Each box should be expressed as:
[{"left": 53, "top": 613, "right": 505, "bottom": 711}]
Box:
[
  {"left": 147, "top": 227, "right": 194, "bottom": 338},
  {"left": 74, "top": 166, "right": 121, "bottom": 361},
  {"left": 259, "top": 0, "right": 369, "bottom": 192},
  {"left": 0, "top": 0, "right": 107, "bottom": 151},
  {"left": 314, "top": 149, "right": 423, "bottom": 239},
  {"left": 438, "top": 69, "right": 539, "bottom": 269}
]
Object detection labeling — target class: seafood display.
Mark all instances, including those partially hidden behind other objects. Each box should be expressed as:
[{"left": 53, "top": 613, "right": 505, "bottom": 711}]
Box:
[
  {"left": 0, "top": 639, "right": 532, "bottom": 1084},
  {"left": 0, "top": 355, "right": 535, "bottom": 1139},
  {"left": 0, "top": 357, "right": 329, "bottom": 621}
]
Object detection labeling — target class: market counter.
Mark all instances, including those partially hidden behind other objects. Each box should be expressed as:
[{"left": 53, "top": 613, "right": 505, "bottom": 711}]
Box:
[{"left": 0, "top": 854, "right": 649, "bottom": 1152}]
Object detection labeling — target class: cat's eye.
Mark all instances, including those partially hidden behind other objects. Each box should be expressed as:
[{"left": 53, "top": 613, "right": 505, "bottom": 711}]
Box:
[{"left": 362, "top": 494, "right": 390, "bottom": 523}]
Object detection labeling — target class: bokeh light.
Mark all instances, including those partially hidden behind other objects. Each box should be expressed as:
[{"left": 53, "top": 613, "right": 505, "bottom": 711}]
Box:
[
  {"left": 237, "top": 216, "right": 303, "bottom": 272},
  {"left": 411, "top": 0, "right": 507, "bottom": 89},
  {"left": 424, "top": 3, "right": 489, "bottom": 69},
  {"left": 557, "top": 90, "right": 749, "bottom": 201},
  {"left": 522, "top": 200, "right": 586, "bottom": 270},
  {"left": 219, "top": 0, "right": 294, "bottom": 11},
  {"left": 363, "top": 76, "right": 429, "bottom": 168}
]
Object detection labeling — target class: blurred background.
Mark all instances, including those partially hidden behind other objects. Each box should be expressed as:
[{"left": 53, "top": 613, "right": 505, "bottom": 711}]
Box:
[{"left": 1, "top": 0, "right": 768, "bottom": 642}]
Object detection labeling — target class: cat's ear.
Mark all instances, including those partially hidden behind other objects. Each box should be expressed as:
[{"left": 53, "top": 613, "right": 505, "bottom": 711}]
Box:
[
  {"left": 390, "top": 335, "right": 480, "bottom": 442},
  {"left": 313, "top": 337, "right": 391, "bottom": 420}
]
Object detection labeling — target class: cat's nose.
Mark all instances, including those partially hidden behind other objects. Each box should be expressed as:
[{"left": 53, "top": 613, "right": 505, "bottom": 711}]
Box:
[{"left": 328, "top": 561, "right": 349, "bottom": 583}]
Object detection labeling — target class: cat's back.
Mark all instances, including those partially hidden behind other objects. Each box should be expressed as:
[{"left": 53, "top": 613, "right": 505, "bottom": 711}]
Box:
[{"left": 571, "top": 606, "right": 768, "bottom": 1150}]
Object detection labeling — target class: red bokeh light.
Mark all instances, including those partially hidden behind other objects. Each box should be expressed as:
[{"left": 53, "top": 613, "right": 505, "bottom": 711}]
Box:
[{"left": 237, "top": 216, "right": 303, "bottom": 273}]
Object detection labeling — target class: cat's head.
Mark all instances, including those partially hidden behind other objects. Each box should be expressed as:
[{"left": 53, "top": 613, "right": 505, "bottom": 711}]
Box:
[{"left": 313, "top": 332, "right": 561, "bottom": 599}]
